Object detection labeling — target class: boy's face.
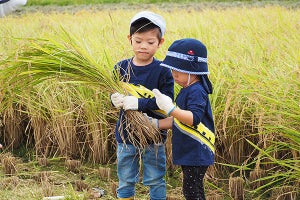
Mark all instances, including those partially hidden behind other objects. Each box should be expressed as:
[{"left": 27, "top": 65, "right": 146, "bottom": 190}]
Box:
[
  {"left": 172, "top": 70, "right": 198, "bottom": 87},
  {"left": 128, "top": 29, "right": 164, "bottom": 65}
]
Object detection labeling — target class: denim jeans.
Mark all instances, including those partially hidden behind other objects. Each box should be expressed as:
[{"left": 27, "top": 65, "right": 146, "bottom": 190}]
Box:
[{"left": 117, "top": 143, "right": 166, "bottom": 200}]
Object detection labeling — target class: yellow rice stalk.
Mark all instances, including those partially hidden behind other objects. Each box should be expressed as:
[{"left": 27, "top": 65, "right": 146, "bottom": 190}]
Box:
[
  {"left": 2, "top": 155, "right": 17, "bottom": 175},
  {"left": 98, "top": 167, "right": 111, "bottom": 180},
  {"left": 229, "top": 176, "right": 245, "bottom": 200},
  {"left": 119, "top": 82, "right": 164, "bottom": 148},
  {"left": 120, "top": 110, "right": 162, "bottom": 149},
  {"left": 1, "top": 27, "right": 161, "bottom": 150},
  {"left": 0, "top": 176, "right": 20, "bottom": 190},
  {"left": 110, "top": 181, "right": 118, "bottom": 198},
  {"left": 37, "top": 157, "right": 49, "bottom": 167},
  {"left": 65, "top": 159, "right": 81, "bottom": 173},
  {"left": 75, "top": 180, "right": 88, "bottom": 191}
]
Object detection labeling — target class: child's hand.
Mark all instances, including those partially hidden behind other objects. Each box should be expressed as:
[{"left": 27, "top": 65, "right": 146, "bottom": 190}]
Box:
[
  {"left": 110, "top": 92, "right": 125, "bottom": 108},
  {"left": 152, "top": 89, "right": 175, "bottom": 116},
  {"left": 123, "top": 96, "right": 138, "bottom": 110}
]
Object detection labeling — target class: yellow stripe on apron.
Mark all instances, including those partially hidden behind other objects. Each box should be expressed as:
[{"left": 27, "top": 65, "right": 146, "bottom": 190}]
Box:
[
  {"left": 121, "top": 82, "right": 167, "bottom": 117},
  {"left": 173, "top": 117, "right": 215, "bottom": 153}
]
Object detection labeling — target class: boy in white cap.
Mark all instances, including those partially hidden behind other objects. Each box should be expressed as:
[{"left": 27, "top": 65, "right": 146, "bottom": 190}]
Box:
[
  {"left": 151, "top": 38, "right": 215, "bottom": 200},
  {"left": 110, "top": 11, "right": 174, "bottom": 200}
]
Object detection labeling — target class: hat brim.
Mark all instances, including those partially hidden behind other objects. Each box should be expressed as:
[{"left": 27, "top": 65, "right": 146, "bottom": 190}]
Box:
[{"left": 161, "top": 56, "right": 209, "bottom": 75}]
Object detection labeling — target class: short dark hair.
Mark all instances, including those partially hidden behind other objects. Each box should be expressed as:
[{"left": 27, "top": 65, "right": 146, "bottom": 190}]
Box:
[{"left": 130, "top": 18, "right": 163, "bottom": 40}]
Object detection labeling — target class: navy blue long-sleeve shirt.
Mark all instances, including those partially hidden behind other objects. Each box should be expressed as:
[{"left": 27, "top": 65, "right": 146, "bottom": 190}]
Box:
[
  {"left": 114, "top": 58, "right": 174, "bottom": 144},
  {"left": 172, "top": 82, "right": 215, "bottom": 166}
]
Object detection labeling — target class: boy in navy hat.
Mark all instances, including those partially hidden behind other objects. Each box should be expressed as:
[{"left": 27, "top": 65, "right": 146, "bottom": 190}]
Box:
[
  {"left": 152, "top": 38, "right": 215, "bottom": 200},
  {"left": 110, "top": 11, "right": 174, "bottom": 200}
]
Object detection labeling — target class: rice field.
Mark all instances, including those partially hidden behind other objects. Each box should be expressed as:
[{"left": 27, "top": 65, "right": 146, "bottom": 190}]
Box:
[{"left": 0, "top": 2, "right": 299, "bottom": 200}]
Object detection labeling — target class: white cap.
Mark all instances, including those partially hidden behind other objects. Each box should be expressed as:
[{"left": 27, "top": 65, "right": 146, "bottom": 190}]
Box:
[{"left": 130, "top": 11, "right": 166, "bottom": 36}]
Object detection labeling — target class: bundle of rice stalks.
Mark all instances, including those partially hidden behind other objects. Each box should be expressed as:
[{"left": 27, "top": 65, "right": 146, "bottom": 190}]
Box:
[
  {"left": 249, "top": 167, "right": 266, "bottom": 190},
  {"left": 98, "top": 166, "right": 111, "bottom": 180},
  {"left": 2, "top": 104, "right": 25, "bottom": 150},
  {"left": 2, "top": 154, "right": 18, "bottom": 175},
  {"left": 75, "top": 180, "right": 88, "bottom": 191},
  {"left": 65, "top": 159, "right": 81, "bottom": 173},
  {"left": 0, "top": 176, "right": 19, "bottom": 190},
  {"left": 229, "top": 176, "right": 244, "bottom": 200},
  {"left": 33, "top": 171, "right": 52, "bottom": 182},
  {"left": 1, "top": 27, "right": 161, "bottom": 150},
  {"left": 37, "top": 157, "right": 49, "bottom": 167},
  {"left": 121, "top": 110, "right": 162, "bottom": 148}
]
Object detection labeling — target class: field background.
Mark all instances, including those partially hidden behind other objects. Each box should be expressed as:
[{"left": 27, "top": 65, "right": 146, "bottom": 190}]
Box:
[{"left": 0, "top": 1, "right": 299, "bottom": 200}]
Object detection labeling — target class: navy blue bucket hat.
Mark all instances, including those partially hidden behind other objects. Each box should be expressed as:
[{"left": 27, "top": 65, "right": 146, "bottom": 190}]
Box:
[
  {"left": 161, "top": 38, "right": 208, "bottom": 75},
  {"left": 161, "top": 38, "right": 213, "bottom": 93}
]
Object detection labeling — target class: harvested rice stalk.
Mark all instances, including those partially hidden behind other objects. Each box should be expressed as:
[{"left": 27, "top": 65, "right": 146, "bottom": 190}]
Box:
[
  {"left": 98, "top": 167, "right": 111, "bottom": 180},
  {"left": 2, "top": 27, "right": 162, "bottom": 149},
  {"left": 65, "top": 159, "right": 81, "bottom": 173},
  {"left": 2, "top": 155, "right": 17, "bottom": 175},
  {"left": 229, "top": 176, "right": 244, "bottom": 200},
  {"left": 119, "top": 82, "right": 165, "bottom": 148},
  {"left": 120, "top": 110, "right": 162, "bottom": 149}
]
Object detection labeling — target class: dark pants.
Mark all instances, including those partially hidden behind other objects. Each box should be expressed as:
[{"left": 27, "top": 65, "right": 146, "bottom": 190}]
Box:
[{"left": 181, "top": 165, "right": 208, "bottom": 200}]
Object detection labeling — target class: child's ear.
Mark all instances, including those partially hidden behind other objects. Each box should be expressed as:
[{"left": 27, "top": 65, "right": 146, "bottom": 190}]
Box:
[
  {"left": 127, "top": 35, "right": 131, "bottom": 43},
  {"left": 158, "top": 38, "right": 165, "bottom": 47}
]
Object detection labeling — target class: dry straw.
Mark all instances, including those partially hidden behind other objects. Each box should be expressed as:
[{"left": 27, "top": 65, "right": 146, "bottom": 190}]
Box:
[
  {"left": 75, "top": 180, "right": 88, "bottom": 191},
  {"left": 120, "top": 110, "right": 162, "bottom": 148},
  {"left": 41, "top": 180, "right": 54, "bottom": 197},
  {"left": 2, "top": 154, "right": 17, "bottom": 175},
  {"left": 98, "top": 166, "right": 111, "bottom": 180},
  {"left": 0, "top": 176, "right": 20, "bottom": 190},
  {"left": 229, "top": 176, "right": 244, "bottom": 200},
  {"left": 37, "top": 157, "right": 49, "bottom": 167},
  {"left": 65, "top": 159, "right": 81, "bottom": 173}
]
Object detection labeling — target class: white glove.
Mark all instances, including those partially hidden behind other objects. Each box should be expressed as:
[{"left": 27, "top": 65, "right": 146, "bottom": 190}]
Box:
[
  {"left": 110, "top": 92, "right": 125, "bottom": 108},
  {"left": 152, "top": 89, "right": 175, "bottom": 116},
  {"left": 143, "top": 113, "right": 159, "bottom": 128},
  {"left": 123, "top": 96, "right": 138, "bottom": 110}
]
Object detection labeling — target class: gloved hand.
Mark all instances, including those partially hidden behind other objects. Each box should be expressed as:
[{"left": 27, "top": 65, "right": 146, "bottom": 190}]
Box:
[
  {"left": 143, "top": 113, "right": 159, "bottom": 129},
  {"left": 152, "top": 89, "right": 175, "bottom": 116},
  {"left": 110, "top": 92, "right": 125, "bottom": 108},
  {"left": 123, "top": 96, "right": 138, "bottom": 110}
]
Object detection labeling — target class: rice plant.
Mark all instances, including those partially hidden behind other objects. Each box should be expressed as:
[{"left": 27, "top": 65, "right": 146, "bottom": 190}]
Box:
[{"left": 0, "top": 4, "right": 299, "bottom": 199}]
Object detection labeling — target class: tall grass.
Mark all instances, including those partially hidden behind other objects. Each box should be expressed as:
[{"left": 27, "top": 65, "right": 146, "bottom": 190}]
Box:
[{"left": 0, "top": 5, "right": 299, "bottom": 199}]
